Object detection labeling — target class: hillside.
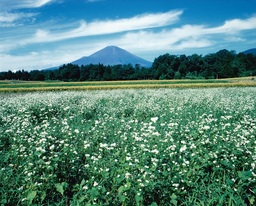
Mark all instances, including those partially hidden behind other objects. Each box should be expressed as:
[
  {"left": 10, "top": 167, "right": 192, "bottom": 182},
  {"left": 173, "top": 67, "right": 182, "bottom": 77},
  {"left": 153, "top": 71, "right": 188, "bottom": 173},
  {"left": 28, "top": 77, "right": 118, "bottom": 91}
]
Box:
[{"left": 243, "top": 48, "right": 256, "bottom": 55}]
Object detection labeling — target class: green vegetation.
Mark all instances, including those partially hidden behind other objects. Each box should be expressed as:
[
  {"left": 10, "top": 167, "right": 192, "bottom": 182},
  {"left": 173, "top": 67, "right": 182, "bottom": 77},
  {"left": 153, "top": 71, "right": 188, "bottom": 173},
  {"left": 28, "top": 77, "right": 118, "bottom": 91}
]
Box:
[
  {"left": 0, "top": 88, "right": 255, "bottom": 205},
  {"left": 0, "top": 77, "right": 255, "bottom": 92},
  {"left": 0, "top": 49, "right": 255, "bottom": 81}
]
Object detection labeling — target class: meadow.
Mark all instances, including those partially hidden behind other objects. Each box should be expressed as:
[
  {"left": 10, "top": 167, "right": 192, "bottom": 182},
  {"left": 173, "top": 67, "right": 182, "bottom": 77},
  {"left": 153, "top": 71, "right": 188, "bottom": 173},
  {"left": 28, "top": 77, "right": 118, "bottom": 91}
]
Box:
[{"left": 0, "top": 87, "right": 256, "bottom": 205}]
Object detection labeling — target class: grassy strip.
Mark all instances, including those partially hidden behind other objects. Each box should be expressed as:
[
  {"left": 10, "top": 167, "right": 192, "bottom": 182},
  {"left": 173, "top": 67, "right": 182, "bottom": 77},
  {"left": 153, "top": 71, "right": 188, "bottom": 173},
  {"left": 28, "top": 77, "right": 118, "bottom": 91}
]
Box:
[
  {"left": 0, "top": 79, "right": 229, "bottom": 87},
  {"left": 0, "top": 78, "right": 255, "bottom": 92},
  {"left": 0, "top": 82, "right": 256, "bottom": 92}
]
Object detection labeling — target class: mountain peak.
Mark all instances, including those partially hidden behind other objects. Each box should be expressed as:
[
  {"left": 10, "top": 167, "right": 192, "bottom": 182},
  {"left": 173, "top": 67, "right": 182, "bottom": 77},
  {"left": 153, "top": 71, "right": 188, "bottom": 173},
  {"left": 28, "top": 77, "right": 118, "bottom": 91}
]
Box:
[
  {"left": 104, "top": 45, "right": 120, "bottom": 50},
  {"left": 90, "top": 45, "right": 128, "bottom": 58},
  {"left": 72, "top": 46, "right": 152, "bottom": 67}
]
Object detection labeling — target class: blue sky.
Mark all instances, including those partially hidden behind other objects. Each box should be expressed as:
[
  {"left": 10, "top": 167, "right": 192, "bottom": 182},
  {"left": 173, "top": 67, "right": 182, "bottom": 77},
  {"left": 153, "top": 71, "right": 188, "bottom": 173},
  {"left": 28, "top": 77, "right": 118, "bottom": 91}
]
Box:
[{"left": 0, "top": 0, "right": 256, "bottom": 71}]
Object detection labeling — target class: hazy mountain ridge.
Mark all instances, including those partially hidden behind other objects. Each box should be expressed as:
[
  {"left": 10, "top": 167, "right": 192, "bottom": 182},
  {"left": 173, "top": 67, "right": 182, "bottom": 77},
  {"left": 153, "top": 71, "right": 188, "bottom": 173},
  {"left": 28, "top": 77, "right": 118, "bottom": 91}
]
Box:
[{"left": 243, "top": 48, "right": 256, "bottom": 55}]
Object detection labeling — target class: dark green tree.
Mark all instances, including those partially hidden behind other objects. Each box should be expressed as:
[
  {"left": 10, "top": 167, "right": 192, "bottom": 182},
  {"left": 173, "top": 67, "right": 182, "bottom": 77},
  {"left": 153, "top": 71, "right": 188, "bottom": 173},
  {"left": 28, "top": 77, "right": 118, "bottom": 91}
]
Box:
[{"left": 30, "top": 70, "right": 45, "bottom": 81}]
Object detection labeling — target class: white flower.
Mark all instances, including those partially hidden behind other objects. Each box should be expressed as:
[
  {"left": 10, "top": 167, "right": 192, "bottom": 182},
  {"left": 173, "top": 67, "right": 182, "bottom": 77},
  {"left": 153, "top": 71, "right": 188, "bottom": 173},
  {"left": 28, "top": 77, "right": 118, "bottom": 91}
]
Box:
[
  {"left": 172, "top": 183, "right": 179, "bottom": 188},
  {"left": 151, "top": 149, "right": 159, "bottom": 154},
  {"left": 125, "top": 172, "right": 131, "bottom": 179},
  {"left": 151, "top": 158, "right": 158, "bottom": 162},
  {"left": 190, "top": 143, "right": 196, "bottom": 149},
  {"left": 203, "top": 125, "right": 210, "bottom": 130},
  {"left": 84, "top": 143, "right": 90, "bottom": 149},
  {"left": 63, "top": 106, "right": 70, "bottom": 111},
  {"left": 180, "top": 145, "right": 187, "bottom": 152},
  {"left": 82, "top": 185, "right": 88, "bottom": 190},
  {"left": 93, "top": 181, "right": 98, "bottom": 187},
  {"left": 100, "top": 143, "right": 108, "bottom": 148},
  {"left": 126, "top": 156, "right": 132, "bottom": 161},
  {"left": 49, "top": 145, "right": 55, "bottom": 150},
  {"left": 151, "top": 117, "right": 158, "bottom": 123},
  {"left": 110, "top": 143, "right": 116, "bottom": 147}
]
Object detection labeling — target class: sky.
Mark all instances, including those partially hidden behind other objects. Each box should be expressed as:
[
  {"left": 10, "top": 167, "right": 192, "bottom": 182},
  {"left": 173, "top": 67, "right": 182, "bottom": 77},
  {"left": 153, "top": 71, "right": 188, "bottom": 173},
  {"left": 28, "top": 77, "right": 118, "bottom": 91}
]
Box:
[{"left": 0, "top": 0, "right": 256, "bottom": 72}]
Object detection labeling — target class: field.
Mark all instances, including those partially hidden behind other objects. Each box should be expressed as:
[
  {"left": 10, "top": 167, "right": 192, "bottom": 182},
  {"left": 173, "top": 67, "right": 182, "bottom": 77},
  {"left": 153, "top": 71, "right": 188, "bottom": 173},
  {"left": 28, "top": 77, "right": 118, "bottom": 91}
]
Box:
[
  {"left": 0, "top": 87, "right": 256, "bottom": 205},
  {"left": 0, "top": 77, "right": 256, "bottom": 92}
]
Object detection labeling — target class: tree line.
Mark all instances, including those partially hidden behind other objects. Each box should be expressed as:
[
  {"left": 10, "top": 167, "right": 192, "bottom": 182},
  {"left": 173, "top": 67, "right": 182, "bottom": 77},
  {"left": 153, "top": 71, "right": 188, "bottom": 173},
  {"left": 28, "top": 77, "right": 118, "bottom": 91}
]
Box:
[{"left": 0, "top": 49, "right": 255, "bottom": 81}]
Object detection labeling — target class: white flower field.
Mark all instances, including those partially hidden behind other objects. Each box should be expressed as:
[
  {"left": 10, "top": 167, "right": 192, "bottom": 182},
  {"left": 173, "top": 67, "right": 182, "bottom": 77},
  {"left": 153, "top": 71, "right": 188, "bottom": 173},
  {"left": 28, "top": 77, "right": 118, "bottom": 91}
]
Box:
[{"left": 0, "top": 87, "right": 255, "bottom": 205}]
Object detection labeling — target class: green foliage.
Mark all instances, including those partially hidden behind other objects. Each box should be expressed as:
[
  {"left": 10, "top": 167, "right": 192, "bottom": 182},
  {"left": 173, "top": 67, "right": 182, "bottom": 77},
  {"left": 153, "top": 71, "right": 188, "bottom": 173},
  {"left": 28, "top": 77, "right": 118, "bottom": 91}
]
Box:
[
  {"left": 55, "top": 182, "right": 68, "bottom": 196},
  {"left": 1, "top": 49, "right": 256, "bottom": 81},
  {"left": 26, "top": 191, "right": 37, "bottom": 205},
  {"left": 0, "top": 88, "right": 255, "bottom": 205}
]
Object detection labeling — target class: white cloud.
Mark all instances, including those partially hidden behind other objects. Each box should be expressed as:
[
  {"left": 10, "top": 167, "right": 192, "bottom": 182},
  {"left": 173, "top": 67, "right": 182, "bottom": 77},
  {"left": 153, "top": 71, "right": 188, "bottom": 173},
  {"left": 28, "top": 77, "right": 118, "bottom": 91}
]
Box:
[
  {"left": 114, "top": 16, "right": 256, "bottom": 53},
  {"left": 0, "top": 51, "right": 76, "bottom": 71},
  {"left": 20, "top": 12, "right": 256, "bottom": 50},
  {"left": 0, "top": 12, "right": 37, "bottom": 27},
  {"left": 205, "top": 16, "right": 256, "bottom": 34},
  {"left": 174, "top": 39, "right": 213, "bottom": 50},
  {"left": 0, "top": 12, "right": 21, "bottom": 23},
  {"left": 35, "top": 29, "right": 50, "bottom": 38},
  {"left": 224, "top": 36, "right": 245, "bottom": 42},
  {"left": 0, "top": 42, "right": 16, "bottom": 53},
  {"left": 0, "top": 0, "right": 56, "bottom": 11},
  {"left": 114, "top": 25, "right": 211, "bottom": 52},
  {"left": 22, "top": 10, "right": 183, "bottom": 44},
  {"left": 85, "top": 0, "right": 104, "bottom": 3}
]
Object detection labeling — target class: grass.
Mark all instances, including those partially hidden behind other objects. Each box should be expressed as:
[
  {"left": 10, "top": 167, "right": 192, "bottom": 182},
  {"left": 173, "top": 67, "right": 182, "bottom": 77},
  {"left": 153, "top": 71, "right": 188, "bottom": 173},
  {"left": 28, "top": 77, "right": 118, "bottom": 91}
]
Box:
[
  {"left": 0, "top": 87, "right": 255, "bottom": 205},
  {"left": 0, "top": 77, "right": 255, "bottom": 92}
]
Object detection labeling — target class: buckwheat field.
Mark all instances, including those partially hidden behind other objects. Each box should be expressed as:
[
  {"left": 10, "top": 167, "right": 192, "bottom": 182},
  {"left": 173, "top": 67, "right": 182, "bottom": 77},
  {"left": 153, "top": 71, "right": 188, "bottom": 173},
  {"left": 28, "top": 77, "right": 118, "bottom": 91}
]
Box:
[{"left": 0, "top": 87, "right": 255, "bottom": 205}]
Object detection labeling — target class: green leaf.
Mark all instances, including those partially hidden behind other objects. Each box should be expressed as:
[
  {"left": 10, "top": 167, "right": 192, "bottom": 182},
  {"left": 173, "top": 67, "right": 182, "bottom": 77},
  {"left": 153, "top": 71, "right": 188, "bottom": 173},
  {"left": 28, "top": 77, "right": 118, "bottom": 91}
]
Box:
[
  {"left": 1, "top": 199, "right": 7, "bottom": 204},
  {"left": 238, "top": 171, "right": 252, "bottom": 180},
  {"left": 90, "top": 187, "right": 99, "bottom": 198},
  {"left": 170, "top": 199, "right": 178, "bottom": 206},
  {"left": 135, "top": 193, "right": 143, "bottom": 205},
  {"left": 78, "top": 196, "right": 86, "bottom": 203},
  {"left": 79, "top": 179, "right": 86, "bottom": 190},
  {"left": 118, "top": 186, "right": 125, "bottom": 195},
  {"left": 171, "top": 193, "right": 177, "bottom": 200},
  {"left": 55, "top": 182, "right": 68, "bottom": 196},
  {"left": 170, "top": 193, "right": 177, "bottom": 206},
  {"left": 27, "top": 191, "right": 37, "bottom": 205},
  {"left": 41, "top": 191, "right": 46, "bottom": 202},
  {"left": 126, "top": 182, "right": 131, "bottom": 189},
  {"left": 119, "top": 195, "right": 126, "bottom": 202},
  {"left": 116, "top": 174, "right": 125, "bottom": 184},
  {"left": 249, "top": 197, "right": 255, "bottom": 205}
]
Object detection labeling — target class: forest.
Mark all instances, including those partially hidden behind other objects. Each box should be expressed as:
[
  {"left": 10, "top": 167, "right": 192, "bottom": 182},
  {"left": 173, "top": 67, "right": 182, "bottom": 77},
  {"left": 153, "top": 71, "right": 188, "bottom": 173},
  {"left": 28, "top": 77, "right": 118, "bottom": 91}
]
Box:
[{"left": 0, "top": 49, "right": 255, "bottom": 81}]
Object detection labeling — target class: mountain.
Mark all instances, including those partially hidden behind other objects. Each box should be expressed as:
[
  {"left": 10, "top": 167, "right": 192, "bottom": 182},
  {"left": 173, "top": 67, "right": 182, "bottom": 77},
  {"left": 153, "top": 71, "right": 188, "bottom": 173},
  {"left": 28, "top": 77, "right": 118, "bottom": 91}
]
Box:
[
  {"left": 43, "top": 66, "right": 59, "bottom": 71},
  {"left": 71, "top": 46, "right": 152, "bottom": 67},
  {"left": 243, "top": 48, "right": 256, "bottom": 55}
]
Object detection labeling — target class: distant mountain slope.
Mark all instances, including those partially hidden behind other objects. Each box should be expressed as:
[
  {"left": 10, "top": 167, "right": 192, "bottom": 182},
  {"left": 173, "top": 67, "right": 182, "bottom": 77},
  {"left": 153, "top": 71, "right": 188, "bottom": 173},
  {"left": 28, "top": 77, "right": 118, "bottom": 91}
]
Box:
[
  {"left": 71, "top": 46, "right": 152, "bottom": 67},
  {"left": 243, "top": 48, "right": 256, "bottom": 55},
  {"left": 43, "top": 66, "right": 59, "bottom": 71}
]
